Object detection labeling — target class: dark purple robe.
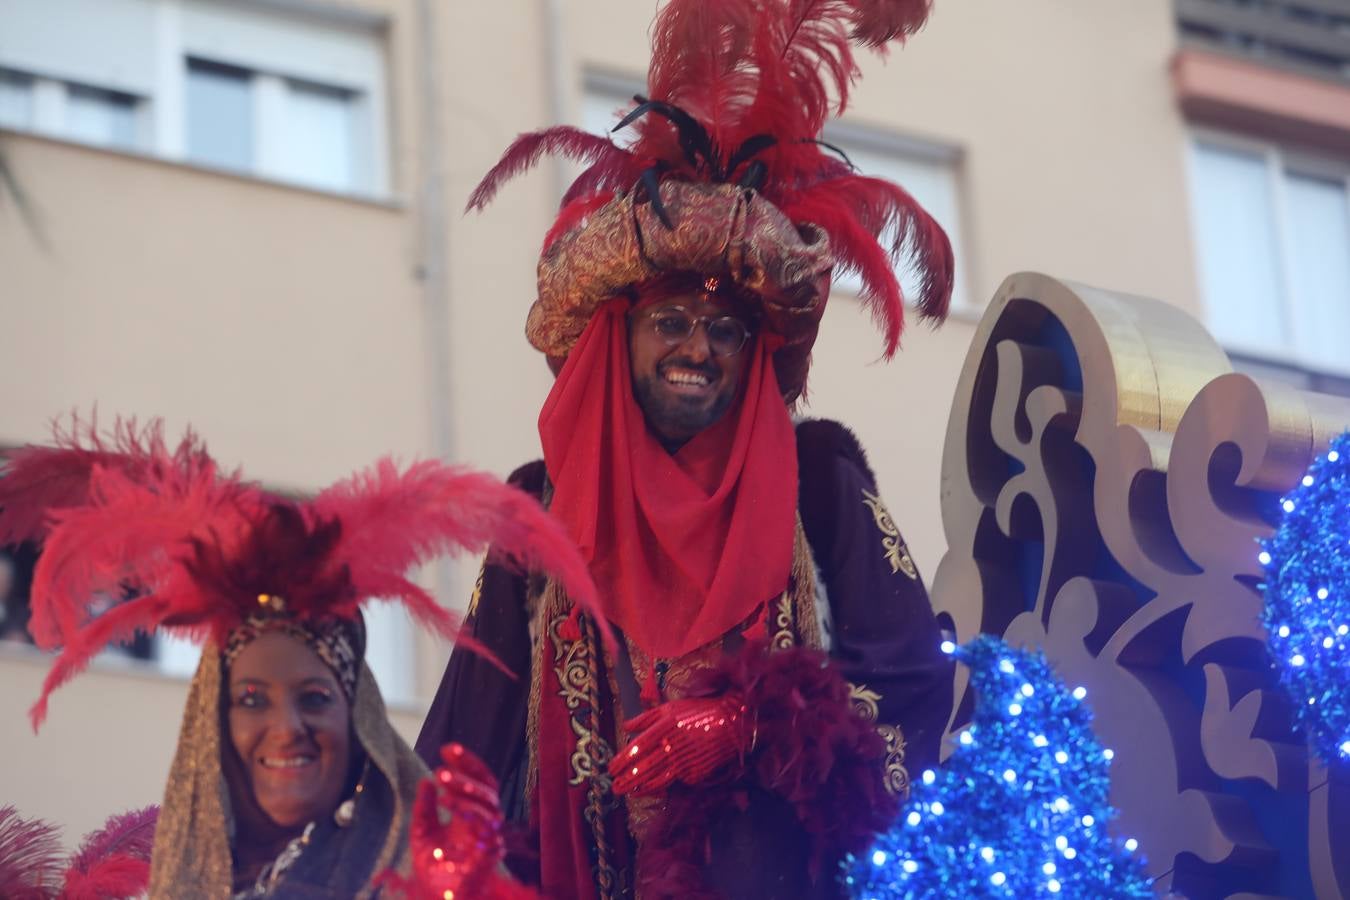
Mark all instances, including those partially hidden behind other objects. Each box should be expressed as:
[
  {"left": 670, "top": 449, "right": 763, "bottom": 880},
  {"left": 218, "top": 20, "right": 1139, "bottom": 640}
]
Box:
[{"left": 416, "top": 419, "right": 953, "bottom": 897}]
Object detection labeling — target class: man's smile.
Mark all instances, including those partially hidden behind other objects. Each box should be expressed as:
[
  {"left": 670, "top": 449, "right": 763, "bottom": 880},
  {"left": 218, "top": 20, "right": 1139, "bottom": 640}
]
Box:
[{"left": 658, "top": 362, "right": 719, "bottom": 397}]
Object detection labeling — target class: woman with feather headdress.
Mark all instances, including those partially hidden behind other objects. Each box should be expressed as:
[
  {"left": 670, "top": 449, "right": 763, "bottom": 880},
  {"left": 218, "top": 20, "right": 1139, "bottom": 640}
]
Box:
[
  {"left": 0, "top": 418, "right": 598, "bottom": 898},
  {"left": 416, "top": 1, "right": 956, "bottom": 897}
]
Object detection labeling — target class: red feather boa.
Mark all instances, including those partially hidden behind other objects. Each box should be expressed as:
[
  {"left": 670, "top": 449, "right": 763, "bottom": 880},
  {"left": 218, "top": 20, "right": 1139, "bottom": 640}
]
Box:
[{"left": 639, "top": 643, "right": 900, "bottom": 898}]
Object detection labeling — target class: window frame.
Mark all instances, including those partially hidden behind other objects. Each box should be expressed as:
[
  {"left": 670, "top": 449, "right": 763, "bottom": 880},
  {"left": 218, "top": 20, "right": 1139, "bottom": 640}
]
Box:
[
  {"left": 1187, "top": 126, "right": 1350, "bottom": 376},
  {"left": 0, "top": 66, "right": 151, "bottom": 152},
  {"left": 0, "top": 0, "right": 390, "bottom": 200}
]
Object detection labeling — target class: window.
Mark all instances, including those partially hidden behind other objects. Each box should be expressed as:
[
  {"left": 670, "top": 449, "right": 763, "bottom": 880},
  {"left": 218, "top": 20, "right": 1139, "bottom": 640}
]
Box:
[
  {"left": 1188, "top": 133, "right": 1350, "bottom": 376},
  {"left": 0, "top": 69, "right": 34, "bottom": 130},
  {"left": 0, "top": 542, "right": 37, "bottom": 647},
  {"left": 0, "top": 541, "right": 153, "bottom": 662},
  {"left": 580, "top": 75, "right": 969, "bottom": 311},
  {"left": 186, "top": 59, "right": 253, "bottom": 171},
  {"left": 184, "top": 57, "right": 369, "bottom": 193},
  {"left": 65, "top": 84, "right": 139, "bottom": 150},
  {"left": 0, "top": 65, "right": 146, "bottom": 152},
  {"left": 278, "top": 80, "right": 358, "bottom": 193},
  {"left": 0, "top": 0, "right": 388, "bottom": 197}
]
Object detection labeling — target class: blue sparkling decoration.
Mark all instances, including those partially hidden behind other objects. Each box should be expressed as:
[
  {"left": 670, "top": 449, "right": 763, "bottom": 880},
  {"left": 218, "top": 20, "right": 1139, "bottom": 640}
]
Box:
[
  {"left": 1260, "top": 431, "right": 1350, "bottom": 769},
  {"left": 843, "top": 636, "right": 1152, "bottom": 898}
]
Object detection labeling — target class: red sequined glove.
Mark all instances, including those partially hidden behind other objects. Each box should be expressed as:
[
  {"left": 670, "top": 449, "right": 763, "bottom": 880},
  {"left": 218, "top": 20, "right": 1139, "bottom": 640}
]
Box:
[
  {"left": 383, "top": 743, "right": 538, "bottom": 900},
  {"left": 608, "top": 696, "right": 754, "bottom": 797}
]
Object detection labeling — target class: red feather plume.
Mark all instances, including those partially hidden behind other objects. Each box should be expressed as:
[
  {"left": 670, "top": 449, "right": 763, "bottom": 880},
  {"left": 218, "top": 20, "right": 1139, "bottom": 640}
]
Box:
[
  {"left": 310, "top": 458, "right": 606, "bottom": 645},
  {"left": 0, "top": 806, "right": 61, "bottom": 900},
  {"left": 781, "top": 173, "right": 954, "bottom": 350},
  {"left": 60, "top": 805, "right": 158, "bottom": 900},
  {"left": 0, "top": 415, "right": 208, "bottom": 549},
  {"left": 27, "top": 456, "right": 257, "bottom": 652},
  {"left": 9, "top": 418, "right": 604, "bottom": 730},
  {"left": 465, "top": 127, "right": 634, "bottom": 213},
  {"left": 0, "top": 805, "right": 158, "bottom": 900}
]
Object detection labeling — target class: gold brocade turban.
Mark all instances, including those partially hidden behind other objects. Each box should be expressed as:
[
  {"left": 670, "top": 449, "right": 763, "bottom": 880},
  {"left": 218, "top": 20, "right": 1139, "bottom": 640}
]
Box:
[{"left": 529, "top": 181, "right": 834, "bottom": 402}]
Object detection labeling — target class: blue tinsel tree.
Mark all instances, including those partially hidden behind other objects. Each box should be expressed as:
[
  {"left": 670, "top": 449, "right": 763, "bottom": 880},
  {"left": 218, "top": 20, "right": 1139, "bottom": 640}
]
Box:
[
  {"left": 1260, "top": 430, "right": 1350, "bottom": 769},
  {"left": 843, "top": 635, "right": 1152, "bottom": 899}
]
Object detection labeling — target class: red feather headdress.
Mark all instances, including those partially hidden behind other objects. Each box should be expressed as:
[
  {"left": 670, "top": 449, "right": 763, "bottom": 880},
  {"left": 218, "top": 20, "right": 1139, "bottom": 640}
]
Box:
[
  {"left": 0, "top": 804, "right": 158, "bottom": 900},
  {"left": 0, "top": 417, "right": 602, "bottom": 730},
  {"left": 469, "top": 0, "right": 951, "bottom": 400}
]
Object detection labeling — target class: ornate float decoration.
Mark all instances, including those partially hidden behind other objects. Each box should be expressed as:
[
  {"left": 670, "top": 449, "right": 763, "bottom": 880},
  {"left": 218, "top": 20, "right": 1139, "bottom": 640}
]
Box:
[{"left": 932, "top": 272, "right": 1350, "bottom": 898}]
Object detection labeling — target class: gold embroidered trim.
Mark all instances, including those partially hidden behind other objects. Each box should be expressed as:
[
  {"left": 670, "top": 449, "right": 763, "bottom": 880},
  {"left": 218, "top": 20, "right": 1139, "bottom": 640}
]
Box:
[
  {"left": 543, "top": 593, "right": 600, "bottom": 785},
  {"left": 554, "top": 626, "right": 592, "bottom": 714},
  {"left": 771, "top": 592, "right": 795, "bottom": 650},
  {"left": 465, "top": 561, "right": 487, "bottom": 619},
  {"left": 849, "top": 682, "right": 911, "bottom": 799},
  {"left": 769, "top": 517, "right": 822, "bottom": 651},
  {"left": 569, "top": 712, "right": 611, "bottom": 788},
  {"left": 877, "top": 724, "right": 910, "bottom": 798},
  {"left": 861, "top": 489, "right": 918, "bottom": 580},
  {"left": 849, "top": 683, "right": 882, "bottom": 721},
  {"left": 528, "top": 480, "right": 619, "bottom": 898}
]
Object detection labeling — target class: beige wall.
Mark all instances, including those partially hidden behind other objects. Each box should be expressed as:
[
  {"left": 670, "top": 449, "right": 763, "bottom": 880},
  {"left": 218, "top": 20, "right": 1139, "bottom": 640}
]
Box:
[
  {"left": 0, "top": 0, "right": 1201, "bottom": 840},
  {"left": 0, "top": 135, "right": 431, "bottom": 486}
]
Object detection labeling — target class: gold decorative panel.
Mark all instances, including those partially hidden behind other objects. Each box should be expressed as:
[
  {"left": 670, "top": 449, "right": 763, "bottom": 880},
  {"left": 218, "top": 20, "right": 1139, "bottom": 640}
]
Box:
[{"left": 933, "top": 272, "right": 1350, "bottom": 898}]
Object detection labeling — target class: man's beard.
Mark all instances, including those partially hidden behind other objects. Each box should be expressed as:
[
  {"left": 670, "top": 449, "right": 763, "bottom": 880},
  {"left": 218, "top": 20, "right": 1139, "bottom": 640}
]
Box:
[{"left": 632, "top": 364, "right": 737, "bottom": 443}]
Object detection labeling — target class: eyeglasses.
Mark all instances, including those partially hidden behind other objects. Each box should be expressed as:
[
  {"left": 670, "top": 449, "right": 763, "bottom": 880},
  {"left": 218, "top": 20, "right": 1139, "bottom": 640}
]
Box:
[{"left": 637, "top": 305, "right": 752, "bottom": 357}]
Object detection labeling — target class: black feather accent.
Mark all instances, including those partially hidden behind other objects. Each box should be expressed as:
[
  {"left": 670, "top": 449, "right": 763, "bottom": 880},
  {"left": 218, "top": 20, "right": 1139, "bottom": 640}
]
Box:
[
  {"left": 638, "top": 166, "right": 674, "bottom": 229},
  {"left": 725, "top": 134, "right": 777, "bottom": 181},
  {"left": 804, "top": 138, "right": 856, "bottom": 171},
  {"left": 739, "top": 160, "right": 768, "bottom": 191},
  {"left": 616, "top": 95, "right": 720, "bottom": 178}
]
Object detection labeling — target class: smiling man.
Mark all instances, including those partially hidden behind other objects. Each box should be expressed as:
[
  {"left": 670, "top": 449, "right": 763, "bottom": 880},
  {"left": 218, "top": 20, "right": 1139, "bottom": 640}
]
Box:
[
  {"left": 416, "top": 1, "right": 957, "bottom": 897},
  {"left": 626, "top": 285, "right": 754, "bottom": 451}
]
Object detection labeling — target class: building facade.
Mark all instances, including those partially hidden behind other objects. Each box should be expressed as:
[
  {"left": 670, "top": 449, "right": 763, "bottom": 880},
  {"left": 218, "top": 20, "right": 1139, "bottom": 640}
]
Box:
[{"left": 1, "top": 0, "right": 1346, "bottom": 845}]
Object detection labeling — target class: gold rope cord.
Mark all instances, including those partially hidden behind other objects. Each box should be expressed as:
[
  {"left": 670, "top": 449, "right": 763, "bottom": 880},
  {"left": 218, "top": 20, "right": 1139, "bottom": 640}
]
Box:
[
  {"left": 789, "top": 514, "right": 823, "bottom": 651},
  {"left": 581, "top": 612, "right": 619, "bottom": 899}
]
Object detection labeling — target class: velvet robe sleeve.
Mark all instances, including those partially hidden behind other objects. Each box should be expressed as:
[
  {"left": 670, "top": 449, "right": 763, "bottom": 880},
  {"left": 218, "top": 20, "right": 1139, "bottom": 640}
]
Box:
[
  {"left": 414, "top": 461, "right": 545, "bottom": 817},
  {"left": 795, "top": 420, "right": 954, "bottom": 775}
]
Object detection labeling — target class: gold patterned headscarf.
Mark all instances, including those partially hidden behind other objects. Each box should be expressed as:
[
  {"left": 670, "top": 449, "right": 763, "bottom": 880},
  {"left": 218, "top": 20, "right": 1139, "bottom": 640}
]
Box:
[{"left": 147, "top": 649, "right": 426, "bottom": 899}]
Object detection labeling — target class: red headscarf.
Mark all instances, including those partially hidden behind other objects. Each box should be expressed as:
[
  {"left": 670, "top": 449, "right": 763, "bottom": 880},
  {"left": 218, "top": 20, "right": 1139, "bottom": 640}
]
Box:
[{"left": 539, "top": 299, "right": 797, "bottom": 660}]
